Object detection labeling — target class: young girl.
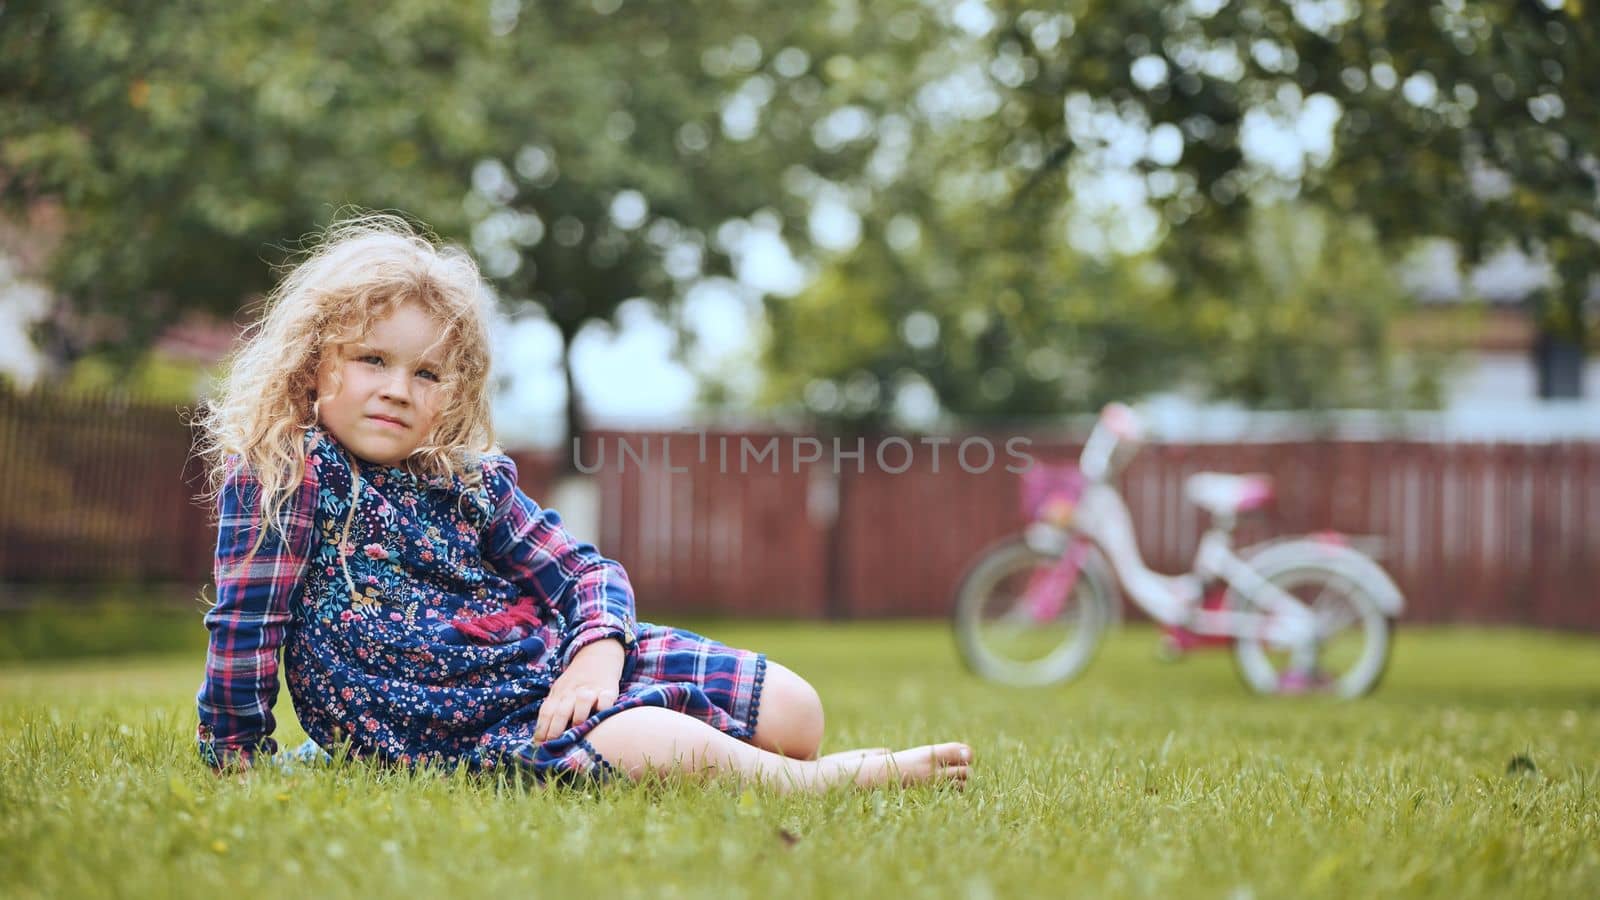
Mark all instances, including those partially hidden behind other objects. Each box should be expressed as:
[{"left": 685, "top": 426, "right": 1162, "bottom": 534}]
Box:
[{"left": 195, "top": 215, "right": 971, "bottom": 790}]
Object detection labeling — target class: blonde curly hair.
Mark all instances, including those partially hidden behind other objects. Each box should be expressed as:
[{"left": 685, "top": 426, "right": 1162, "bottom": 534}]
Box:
[{"left": 195, "top": 213, "right": 500, "bottom": 552}]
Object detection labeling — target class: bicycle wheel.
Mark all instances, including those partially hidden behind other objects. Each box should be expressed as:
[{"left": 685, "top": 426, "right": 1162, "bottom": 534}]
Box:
[
  {"left": 953, "top": 536, "right": 1114, "bottom": 686},
  {"left": 1229, "top": 559, "right": 1394, "bottom": 698}
]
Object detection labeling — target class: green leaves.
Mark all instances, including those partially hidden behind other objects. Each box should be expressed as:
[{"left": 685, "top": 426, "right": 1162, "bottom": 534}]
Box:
[
  {"left": 6, "top": 0, "right": 1592, "bottom": 418},
  {"left": 4, "top": 0, "right": 500, "bottom": 325},
  {"left": 753, "top": 0, "right": 1594, "bottom": 421}
]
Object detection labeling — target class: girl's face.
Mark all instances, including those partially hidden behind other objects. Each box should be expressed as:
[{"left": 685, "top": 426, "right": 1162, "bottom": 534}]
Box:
[{"left": 314, "top": 302, "right": 447, "bottom": 465}]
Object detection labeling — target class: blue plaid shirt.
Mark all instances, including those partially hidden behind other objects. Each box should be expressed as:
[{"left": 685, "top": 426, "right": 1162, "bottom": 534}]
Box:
[{"left": 196, "top": 428, "right": 636, "bottom": 770}]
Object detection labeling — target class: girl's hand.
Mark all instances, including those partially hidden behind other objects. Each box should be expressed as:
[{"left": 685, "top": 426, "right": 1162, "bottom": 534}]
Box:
[{"left": 534, "top": 639, "right": 625, "bottom": 742}]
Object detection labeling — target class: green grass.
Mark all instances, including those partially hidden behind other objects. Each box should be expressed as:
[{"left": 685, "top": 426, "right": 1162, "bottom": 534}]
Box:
[
  {"left": 0, "top": 596, "right": 205, "bottom": 663},
  {"left": 2, "top": 623, "right": 1597, "bottom": 899}
]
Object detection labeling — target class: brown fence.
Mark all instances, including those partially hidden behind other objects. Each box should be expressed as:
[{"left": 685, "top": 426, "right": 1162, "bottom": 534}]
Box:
[
  {"left": 0, "top": 387, "right": 212, "bottom": 585},
  {"left": 2, "top": 388, "right": 1596, "bottom": 630},
  {"left": 0, "top": 387, "right": 565, "bottom": 586},
  {"left": 583, "top": 432, "right": 1599, "bottom": 630}
]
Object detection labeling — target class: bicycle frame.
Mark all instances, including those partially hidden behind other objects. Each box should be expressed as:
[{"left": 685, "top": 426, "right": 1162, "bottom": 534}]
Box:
[
  {"left": 1019, "top": 536, "right": 1092, "bottom": 624},
  {"left": 1058, "top": 484, "right": 1320, "bottom": 650}
]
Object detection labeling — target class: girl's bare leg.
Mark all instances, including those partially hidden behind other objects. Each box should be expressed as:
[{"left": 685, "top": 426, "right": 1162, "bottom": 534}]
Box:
[
  {"left": 748, "top": 662, "right": 893, "bottom": 763},
  {"left": 584, "top": 706, "right": 971, "bottom": 792},
  {"left": 749, "top": 660, "right": 825, "bottom": 759},
  {"left": 819, "top": 747, "right": 893, "bottom": 761}
]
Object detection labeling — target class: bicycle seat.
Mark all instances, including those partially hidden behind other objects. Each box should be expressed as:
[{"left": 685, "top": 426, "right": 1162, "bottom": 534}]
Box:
[{"left": 1184, "top": 472, "right": 1274, "bottom": 518}]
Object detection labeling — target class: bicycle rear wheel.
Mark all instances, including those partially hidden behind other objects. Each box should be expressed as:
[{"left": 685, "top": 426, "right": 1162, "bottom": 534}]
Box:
[
  {"left": 1229, "top": 558, "right": 1394, "bottom": 698},
  {"left": 952, "top": 536, "right": 1114, "bottom": 686}
]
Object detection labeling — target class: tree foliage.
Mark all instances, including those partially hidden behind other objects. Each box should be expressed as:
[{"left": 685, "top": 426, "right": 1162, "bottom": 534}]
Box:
[
  {"left": 756, "top": 0, "right": 1594, "bottom": 420},
  {"left": 459, "top": 0, "right": 847, "bottom": 438},
  {"left": 1, "top": 0, "right": 883, "bottom": 434},
  {"left": 1, "top": 0, "right": 500, "bottom": 352},
  {"left": 4, "top": 0, "right": 1592, "bottom": 427},
  {"left": 995, "top": 0, "right": 1597, "bottom": 335}
]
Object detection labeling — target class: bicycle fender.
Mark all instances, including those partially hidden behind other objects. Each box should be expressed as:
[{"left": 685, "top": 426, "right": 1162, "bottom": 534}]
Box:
[{"left": 1243, "top": 538, "right": 1405, "bottom": 617}]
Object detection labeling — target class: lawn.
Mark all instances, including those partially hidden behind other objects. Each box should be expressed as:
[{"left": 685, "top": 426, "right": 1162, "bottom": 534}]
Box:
[{"left": 1, "top": 621, "right": 1596, "bottom": 899}]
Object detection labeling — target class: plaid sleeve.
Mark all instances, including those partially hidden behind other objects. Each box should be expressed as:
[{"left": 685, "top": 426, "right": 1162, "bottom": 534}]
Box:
[
  {"left": 480, "top": 455, "right": 637, "bottom": 666},
  {"left": 195, "top": 456, "right": 319, "bottom": 770}
]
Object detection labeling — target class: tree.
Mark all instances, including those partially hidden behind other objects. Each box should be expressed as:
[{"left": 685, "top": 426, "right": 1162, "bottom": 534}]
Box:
[
  {"left": 748, "top": 2, "right": 1438, "bottom": 423},
  {"left": 1, "top": 0, "right": 897, "bottom": 442},
  {"left": 992, "top": 0, "right": 1596, "bottom": 388},
  {"left": 747, "top": 1, "right": 1593, "bottom": 417},
  {"left": 1, "top": 1, "right": 501, "bottom": 360},
  {"left": 466, "top": 0, "right": 908, "bottom": 440}
]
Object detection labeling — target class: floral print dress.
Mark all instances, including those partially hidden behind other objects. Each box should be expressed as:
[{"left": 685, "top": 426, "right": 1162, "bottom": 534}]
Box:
[{"left": 197, "top": 427, "right": 765, "bottom": 779}]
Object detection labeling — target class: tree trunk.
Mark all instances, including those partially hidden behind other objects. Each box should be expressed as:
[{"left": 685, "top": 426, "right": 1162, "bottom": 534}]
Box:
[{"left": 559, "top": 325, "right": 586, "bottom": 472}]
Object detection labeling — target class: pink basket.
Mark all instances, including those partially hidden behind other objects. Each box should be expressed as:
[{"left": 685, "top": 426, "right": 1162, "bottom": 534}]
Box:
[{"left": 1020, "top": 462, "right": 1086, "bottom": 521}]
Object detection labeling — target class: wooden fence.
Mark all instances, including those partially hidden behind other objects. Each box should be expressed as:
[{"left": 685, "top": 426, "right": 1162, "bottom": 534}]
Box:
[
  {"left": 2, "top": 388, "right": 1596, "bottom": 630},
  {"left": 0, "top": 388, "right": 212, "bottom": 585}
]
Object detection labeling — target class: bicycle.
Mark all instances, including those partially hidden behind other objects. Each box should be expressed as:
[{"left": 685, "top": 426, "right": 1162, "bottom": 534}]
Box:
[{"left": 952, "top": 403, "right": 1404, "bottom": 697}]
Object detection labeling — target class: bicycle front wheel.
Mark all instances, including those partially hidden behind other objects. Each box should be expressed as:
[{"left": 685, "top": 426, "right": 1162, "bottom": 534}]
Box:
[{"left": 952, "top": 536, "right": 1114, "bottom": 687}]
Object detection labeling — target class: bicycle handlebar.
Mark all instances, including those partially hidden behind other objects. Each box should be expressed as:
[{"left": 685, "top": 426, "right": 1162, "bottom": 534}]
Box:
[{"left": 1079, "top": 402, "right": 1143, "bottom": 482}]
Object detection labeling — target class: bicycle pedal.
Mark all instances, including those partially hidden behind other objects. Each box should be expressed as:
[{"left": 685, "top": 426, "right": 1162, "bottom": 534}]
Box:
[
  {"left": 1277, "top": 669, "right": 1333, "bottom": 694},
  {"left": 1155, "top": 635, "right": 1188, "bottom": 662}
]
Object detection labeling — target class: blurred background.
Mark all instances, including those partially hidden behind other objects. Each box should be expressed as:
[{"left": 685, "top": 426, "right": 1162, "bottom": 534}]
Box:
[{"left": 1, "top": 0, "right": 1596, "bottom": 651}]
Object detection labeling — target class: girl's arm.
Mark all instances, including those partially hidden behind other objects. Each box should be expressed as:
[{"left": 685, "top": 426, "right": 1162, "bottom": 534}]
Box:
[
  {"left": 195, "top": 456, "right": 319, "bottom": 770},
  {"left": 480, "top": 455, "right": 637, "bottom": 664}
]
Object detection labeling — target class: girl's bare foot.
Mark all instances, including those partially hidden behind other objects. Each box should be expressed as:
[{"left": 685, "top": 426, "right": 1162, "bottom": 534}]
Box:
[{"left": 825, "top": 742, "right": 972, "bottom": 788}]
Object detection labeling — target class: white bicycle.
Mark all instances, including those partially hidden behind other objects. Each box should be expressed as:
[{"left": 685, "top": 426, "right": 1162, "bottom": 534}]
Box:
[{"left": 953, "top": 403, "right": 1404, "bottom": 697}]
